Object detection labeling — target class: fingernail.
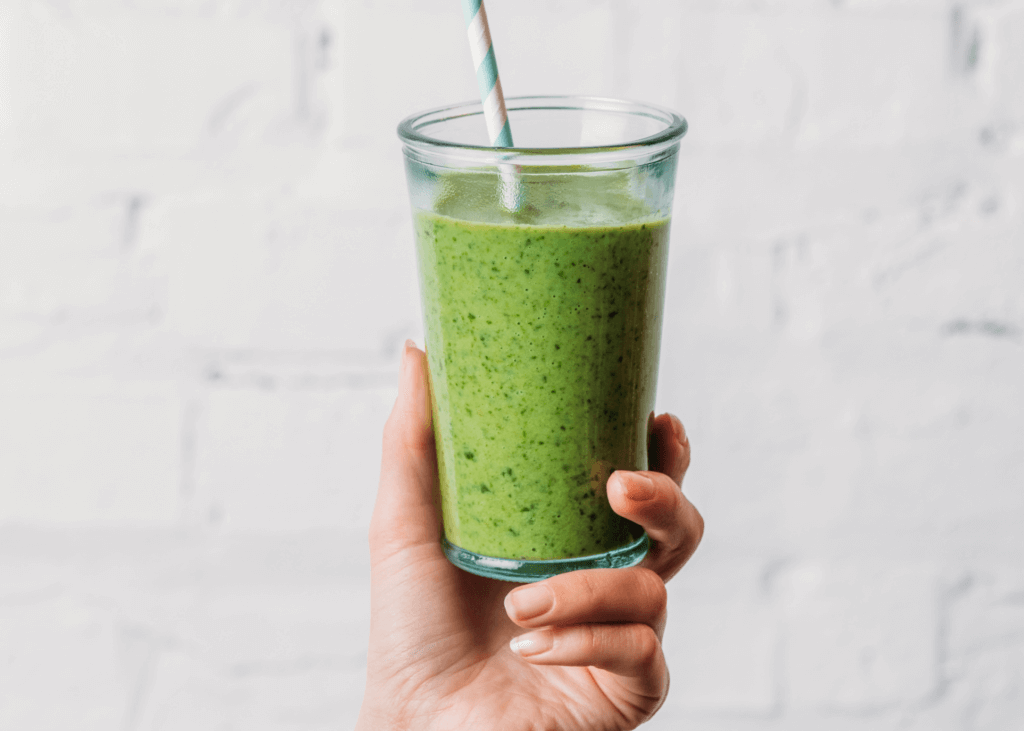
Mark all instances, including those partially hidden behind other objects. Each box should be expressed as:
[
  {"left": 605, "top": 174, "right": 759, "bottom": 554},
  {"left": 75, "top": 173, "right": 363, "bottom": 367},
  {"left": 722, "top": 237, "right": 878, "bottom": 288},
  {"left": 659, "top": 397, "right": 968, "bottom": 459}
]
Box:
[
  {"left": 510, "top": 630, "right": 553, "bottom": 657},
  {"left": 399, "top": 341, "right": 417, "bottom": 394},
  {"left": 505, "top": 584, "right": 553, "bottom": 621},
  {"left": 625, "top": 473, "right": 656, "bottom": 502},
  {"left": 404, "top": 338, "right": 417, "bottom": 350}
]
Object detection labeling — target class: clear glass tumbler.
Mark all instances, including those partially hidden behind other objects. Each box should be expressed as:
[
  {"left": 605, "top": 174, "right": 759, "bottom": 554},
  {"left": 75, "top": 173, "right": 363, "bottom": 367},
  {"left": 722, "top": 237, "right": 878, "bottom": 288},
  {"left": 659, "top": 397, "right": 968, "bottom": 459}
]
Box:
[{"left": 398, "top": 96, "right": 686, "bottom": 582}]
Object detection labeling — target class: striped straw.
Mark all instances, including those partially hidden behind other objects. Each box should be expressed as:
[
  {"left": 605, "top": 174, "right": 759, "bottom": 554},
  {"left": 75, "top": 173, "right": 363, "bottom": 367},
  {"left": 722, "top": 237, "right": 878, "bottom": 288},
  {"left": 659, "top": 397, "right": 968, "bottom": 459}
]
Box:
[{"left": 462, "top": 0, "right": 513, "bottom": 148}]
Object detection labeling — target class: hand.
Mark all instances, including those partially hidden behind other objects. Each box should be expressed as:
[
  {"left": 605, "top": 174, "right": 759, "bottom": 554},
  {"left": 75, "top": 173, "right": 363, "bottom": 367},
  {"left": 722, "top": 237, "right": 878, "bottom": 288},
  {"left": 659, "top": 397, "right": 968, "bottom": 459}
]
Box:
[{"left": 356, "top": 342, "right": 704, "bottom": 731}]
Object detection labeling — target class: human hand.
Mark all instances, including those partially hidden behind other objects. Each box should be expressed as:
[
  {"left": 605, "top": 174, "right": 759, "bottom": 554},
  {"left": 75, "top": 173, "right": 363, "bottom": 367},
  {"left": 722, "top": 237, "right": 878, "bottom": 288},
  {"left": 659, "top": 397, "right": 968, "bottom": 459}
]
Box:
[{"left": 355, "top": 342, "right": 703, "bottom": 731}]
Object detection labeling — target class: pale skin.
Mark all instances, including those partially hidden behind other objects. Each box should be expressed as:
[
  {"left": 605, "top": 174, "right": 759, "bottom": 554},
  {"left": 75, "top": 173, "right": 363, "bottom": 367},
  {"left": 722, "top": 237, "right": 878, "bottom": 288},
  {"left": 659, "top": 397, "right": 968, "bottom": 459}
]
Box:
[{"left": 356, "top": 342, "right": 704, "bottom": 731}]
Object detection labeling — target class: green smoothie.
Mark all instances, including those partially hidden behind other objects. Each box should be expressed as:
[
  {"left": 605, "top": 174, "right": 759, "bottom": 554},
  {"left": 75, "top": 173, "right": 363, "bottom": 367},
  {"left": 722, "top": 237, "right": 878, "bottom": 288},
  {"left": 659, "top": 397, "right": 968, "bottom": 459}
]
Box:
[{"left": 415, "top": 172, "right": 670, "bottom": 561}]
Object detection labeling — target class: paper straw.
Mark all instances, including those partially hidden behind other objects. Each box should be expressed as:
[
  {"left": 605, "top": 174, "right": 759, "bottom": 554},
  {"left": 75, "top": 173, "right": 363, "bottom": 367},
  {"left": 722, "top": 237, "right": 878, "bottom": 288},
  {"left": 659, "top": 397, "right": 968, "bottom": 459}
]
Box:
[
  {"left": 461, "top": 0, "right": 520, "bottom": 210},
  {"left": 462, "top": 0, "right": 513, "bottom": 147}
]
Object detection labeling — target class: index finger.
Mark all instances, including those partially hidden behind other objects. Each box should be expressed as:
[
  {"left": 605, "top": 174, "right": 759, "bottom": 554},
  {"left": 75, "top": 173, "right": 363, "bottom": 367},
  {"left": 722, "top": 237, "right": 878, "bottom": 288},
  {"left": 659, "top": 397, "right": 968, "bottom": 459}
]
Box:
[{"left": 609, "top": 470, "right": 704, "bottom": 582}]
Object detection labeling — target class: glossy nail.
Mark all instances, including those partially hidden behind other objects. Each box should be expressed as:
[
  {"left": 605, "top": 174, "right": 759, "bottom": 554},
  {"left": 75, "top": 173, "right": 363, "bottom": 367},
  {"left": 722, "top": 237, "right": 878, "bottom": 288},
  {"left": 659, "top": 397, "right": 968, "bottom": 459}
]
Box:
[
  {"left": 510, "top": 630, "right": 554, "bottom": 657},
  {"left": 625, "top": 473, "right": 656, "bottom": 502},
  {"left": 505, "top": 584, "right": 553, "bottom": 621}
]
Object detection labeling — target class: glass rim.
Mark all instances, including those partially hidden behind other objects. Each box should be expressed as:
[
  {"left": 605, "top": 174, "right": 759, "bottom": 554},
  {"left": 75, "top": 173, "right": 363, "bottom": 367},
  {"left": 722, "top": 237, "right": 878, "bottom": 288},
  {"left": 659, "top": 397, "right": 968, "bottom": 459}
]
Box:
[{"left": 397, "top": 95, "right": 687, "bottom": 156}]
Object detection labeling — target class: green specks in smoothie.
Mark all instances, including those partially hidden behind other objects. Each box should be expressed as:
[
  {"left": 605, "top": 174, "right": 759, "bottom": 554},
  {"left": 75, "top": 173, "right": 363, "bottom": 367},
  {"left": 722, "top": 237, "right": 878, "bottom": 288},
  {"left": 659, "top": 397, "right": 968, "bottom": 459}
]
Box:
[{"left": 414, "top": 194, "right": 669, "bottom": 560}]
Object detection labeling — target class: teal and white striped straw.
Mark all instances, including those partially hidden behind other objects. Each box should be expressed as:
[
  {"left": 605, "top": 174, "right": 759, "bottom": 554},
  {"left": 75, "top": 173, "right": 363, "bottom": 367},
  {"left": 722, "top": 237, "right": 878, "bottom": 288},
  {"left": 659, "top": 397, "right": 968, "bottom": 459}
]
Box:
[{"left": 462, "top": 0, "right": 514, "bottom": 148}]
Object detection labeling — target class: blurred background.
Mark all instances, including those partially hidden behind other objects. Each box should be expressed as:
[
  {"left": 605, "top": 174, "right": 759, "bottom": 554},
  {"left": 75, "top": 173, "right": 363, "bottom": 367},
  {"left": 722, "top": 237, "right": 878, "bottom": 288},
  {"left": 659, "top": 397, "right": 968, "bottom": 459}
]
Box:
[{"left": 1, "top": 0, "right": 1022, "bottom": 729}]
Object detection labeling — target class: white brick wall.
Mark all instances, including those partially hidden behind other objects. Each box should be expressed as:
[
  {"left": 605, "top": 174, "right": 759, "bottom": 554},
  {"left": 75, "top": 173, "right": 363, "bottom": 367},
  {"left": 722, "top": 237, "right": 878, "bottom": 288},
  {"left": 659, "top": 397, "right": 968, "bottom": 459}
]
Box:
[{"left": 1, "top": 0, "right": 1022, "bottom": 728}]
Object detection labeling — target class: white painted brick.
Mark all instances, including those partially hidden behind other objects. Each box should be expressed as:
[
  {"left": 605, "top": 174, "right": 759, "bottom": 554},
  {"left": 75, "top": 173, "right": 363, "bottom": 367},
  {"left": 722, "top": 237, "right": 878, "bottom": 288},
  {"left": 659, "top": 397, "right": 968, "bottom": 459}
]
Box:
[
  {"left": 906, "top": 647, "right": 1024, "bottom": 731},
  {"left": 909, "top": 570, "right": 1024, "bottom": 728},
  {"left": 618, "top": 8, "right": 813, "bottom": 146},
  {"left": 620, "top": 6, "right": 970, "bottom": 149},
  {"left": 191, "top": 384, "right": 395, "bottom": 533},
  {"left": 487, "top": 1, "right": 619, "bottom": 99},
  {"left": 0, "top": 595, "right": 130, "bottom": 730},
  {"left": 325, "top": 0, "right": 618, "bottom": 143},
  {"left": 182, "top": 584, "right": 369, "bottom": 673},
  {"left": 947, "top": 569, "right": 1024, "bottom": 662},
  {"left": 154, "top": 195, "right": 420, "bottom": 351},
  {"left": 0, "top": 532, "right": 370, "bottom": 729},
  {"left": 970, "top": 5, "right": 1024, "bottom": 128},
  {"left": 324, "top": 0, "right": 475, "bottom": 147},
  {"left": 663, "top": 592, "right": 778, "bottom": 715},
  {"left": 134, "top": 648, "right": 360, "bottom": 731},
  {"left": 0, "top": 4, "right": 297, "bottom": 156},
  {"left": 778, "top": 562, "right": 939, "bottom": 712},
  {"left": 293, "top": 144, "right": 411, "bottom": 216},
  {"left": 0, "top": 199, "right": 159, "bottom": 324},
  {"left": 955, "top": 649, "right": 1024, "bottom": 731},
  {"left": 649, "top": 554, "right": 778, "bottom": 728},
  {"left": 665, "top": 177, "right": 1021, "bottom": 345},
  {"left": 655, "top": 369, "right": 793, "bottom": 553},
  {"left": 787, "top": 11, "right": 962, "bottom": 149},
  {"left": 0, "top": 381, "right": 181, "bottom": 525}
]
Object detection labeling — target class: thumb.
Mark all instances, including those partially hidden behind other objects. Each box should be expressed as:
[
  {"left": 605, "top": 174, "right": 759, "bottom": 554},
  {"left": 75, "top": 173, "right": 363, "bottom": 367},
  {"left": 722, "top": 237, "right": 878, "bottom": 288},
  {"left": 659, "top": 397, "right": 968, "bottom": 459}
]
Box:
[{"left": 370, "top": 340, "right": 442, "bottom": 563}]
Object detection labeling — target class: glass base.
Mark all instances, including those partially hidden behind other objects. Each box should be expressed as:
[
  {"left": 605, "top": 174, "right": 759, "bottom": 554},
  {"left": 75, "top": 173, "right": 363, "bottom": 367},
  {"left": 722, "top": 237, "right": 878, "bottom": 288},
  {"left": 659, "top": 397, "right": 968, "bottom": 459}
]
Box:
[{"left": 442, "top": 533, "right": 650, "bottom": 583}]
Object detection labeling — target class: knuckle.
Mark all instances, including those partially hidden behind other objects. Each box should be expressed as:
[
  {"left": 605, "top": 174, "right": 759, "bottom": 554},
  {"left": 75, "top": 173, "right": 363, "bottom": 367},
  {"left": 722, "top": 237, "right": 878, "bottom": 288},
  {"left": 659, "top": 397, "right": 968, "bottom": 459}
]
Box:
[
  {"left": 687, "top": 505, "right": 705, "bottom": 553},
  {"left": 632, "top": 625, "right": 661, "bottom": 667},
  {"left": 578, "top": 624, "right": 601, "bottom": 656},
  {"left": 657, "top": 483, "right": 684, "bottom": 528},
  {"left": 635, "top": 568, "right": 668, "bottom": 615},
  {"left": 672, "top": 496, "right": 704, "bottom": 559},
  {"left": 679, "top": 445, "right": 691, "bottom": 476},
  {"left": 566, "top": 569, "right": 601, "bottom": 611}
]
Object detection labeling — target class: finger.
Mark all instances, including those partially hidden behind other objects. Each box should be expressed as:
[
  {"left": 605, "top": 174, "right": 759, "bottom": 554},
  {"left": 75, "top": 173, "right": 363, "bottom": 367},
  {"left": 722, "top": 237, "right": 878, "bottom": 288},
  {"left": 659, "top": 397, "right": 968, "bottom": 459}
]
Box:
[
  {"left": 504, "top": 567, "right": 667, "bottom": 636},
  {"left": 607, "top": 470, "right": 704, "bottom": 582},
  {"left": 510, "top": 624, "right": 668, "bottom": 715},
  {"left": 369, "top": 341, "right": 441, "bottom": 564},
  {"left": 648, "top": 412, "right": 690, "bottom": 486}
]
